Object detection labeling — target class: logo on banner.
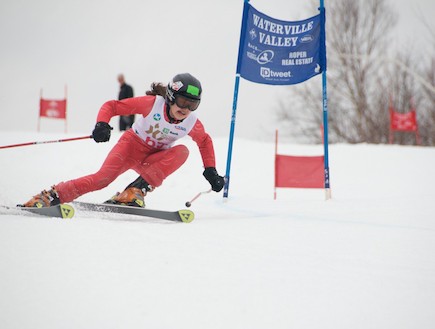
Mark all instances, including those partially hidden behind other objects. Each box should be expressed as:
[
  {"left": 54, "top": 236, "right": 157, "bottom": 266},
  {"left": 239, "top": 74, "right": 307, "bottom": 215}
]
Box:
[
  {"left": 257, "top": 50, "right": 274, "bottom": 64},
  {"left": 260, "top": 67, "right": 292, "bottom": 79},
  {"left": 249, "top": 28, "right": 257, "bottom": 40},
  {"left": 46, "top": 102, "right": 61, "bottom": 117},
  {"left": 300, "top": 35, "right": 314, "bottom": 43}
]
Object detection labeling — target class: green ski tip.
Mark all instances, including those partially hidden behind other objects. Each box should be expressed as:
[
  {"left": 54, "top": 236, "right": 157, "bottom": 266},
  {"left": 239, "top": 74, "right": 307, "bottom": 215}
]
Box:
[
  {"left": 60, "top": 204, "right": 75, "bottom": 218},
  {"left": 178, "top": 209, "right": 194, "bottom": 223}
]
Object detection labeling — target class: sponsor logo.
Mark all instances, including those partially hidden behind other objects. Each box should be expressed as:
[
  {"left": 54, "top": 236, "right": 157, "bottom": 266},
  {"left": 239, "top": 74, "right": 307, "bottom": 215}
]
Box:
[
  {"left": 145, "top": 123, "right": 164, "bottom": 140},
  {"left": 187, "top": 85, "right": 200, "bottom": 97},
  {"left": 175, "top": 125, "right": 187, "bottom": 131},
  {"left": 247, "top": 42, "right": 260, "bottom": 52},
  {"left": 256, "top": 50, "right": 274, "bottom": 64},
  {"left": 171, "top": 81, "right": 183, "bottom": 91},
  {"left": 300, "top": 35, "right": 314, "bottom": 43},
  {"left": 46, "top": 109, "right": 60, "bottom": 117},
  {"left": 260, "top": 67, "right": 292, "bottom": 78},
  {"left": 247, "top": 51, "right": 257, "bottom": 60},
  {"left": 249, "top": 28, "right": 257, "bottom": 40},
  {"left": 153, "top": 113, "right": 161, "bottom": 121}
]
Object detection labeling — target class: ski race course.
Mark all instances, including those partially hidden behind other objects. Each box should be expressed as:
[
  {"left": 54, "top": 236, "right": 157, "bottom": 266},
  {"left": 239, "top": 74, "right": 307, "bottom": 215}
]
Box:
[{"left": 1, "top": 131, "right": 435, "bottom": 329}]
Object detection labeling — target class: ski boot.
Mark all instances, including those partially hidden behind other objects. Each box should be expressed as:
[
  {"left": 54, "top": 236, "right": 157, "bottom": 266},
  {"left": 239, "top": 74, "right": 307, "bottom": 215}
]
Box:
[
  {"left": 104, "top": 187, "right": 146, "bottom": 208},
  {"left": 21, "top": 187, "right": 60, "bottom": 208}
]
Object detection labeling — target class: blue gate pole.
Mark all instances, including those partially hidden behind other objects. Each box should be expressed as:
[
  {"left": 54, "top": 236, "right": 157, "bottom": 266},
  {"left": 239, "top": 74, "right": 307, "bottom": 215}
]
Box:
[
  {"left": 223, "top": 0, "right": 250, "bottom": 200},
  {"left": 319, "top": 0, "right": 331, "bottom": 199},
  {"left": 223, "top": 75, "right": 241, "bottom": 199}
]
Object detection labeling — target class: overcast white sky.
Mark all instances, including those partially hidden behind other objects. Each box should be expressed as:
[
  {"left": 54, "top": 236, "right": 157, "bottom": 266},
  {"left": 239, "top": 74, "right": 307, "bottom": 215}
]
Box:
[{"left": 0, "top": 0, "right": 434, "bottom": 141}]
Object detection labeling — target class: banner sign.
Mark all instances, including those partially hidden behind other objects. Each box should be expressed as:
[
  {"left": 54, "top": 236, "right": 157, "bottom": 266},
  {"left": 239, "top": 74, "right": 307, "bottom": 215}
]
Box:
[{"left": 238, "top": 3, "right": 326, "bottom": 85}]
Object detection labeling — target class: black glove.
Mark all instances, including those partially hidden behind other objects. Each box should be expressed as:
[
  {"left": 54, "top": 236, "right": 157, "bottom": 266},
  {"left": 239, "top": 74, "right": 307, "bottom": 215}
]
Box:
[
  {"left": 203, "top": 167, "right": 225, "bottom": 192},
  {"left": 92, "top": 122, "right": 113, "bottom": 143}
]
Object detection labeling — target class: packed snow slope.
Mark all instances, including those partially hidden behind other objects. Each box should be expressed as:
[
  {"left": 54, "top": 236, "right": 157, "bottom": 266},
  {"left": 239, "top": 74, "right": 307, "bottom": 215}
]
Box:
[{"left": 1, "top": 131, "right": 435, "bottom": 329}]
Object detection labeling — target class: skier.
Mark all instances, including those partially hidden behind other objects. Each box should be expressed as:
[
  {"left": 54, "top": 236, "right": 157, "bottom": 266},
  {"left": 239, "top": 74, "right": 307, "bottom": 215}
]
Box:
[{"left": 22, "top": 73, "right": 225, "bottom": 208}]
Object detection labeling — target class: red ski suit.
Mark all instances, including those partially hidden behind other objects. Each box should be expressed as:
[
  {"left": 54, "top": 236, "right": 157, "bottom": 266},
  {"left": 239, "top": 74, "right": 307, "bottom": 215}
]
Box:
[{"left": 55, "top": 95, "right": 216, "bottom": 203}]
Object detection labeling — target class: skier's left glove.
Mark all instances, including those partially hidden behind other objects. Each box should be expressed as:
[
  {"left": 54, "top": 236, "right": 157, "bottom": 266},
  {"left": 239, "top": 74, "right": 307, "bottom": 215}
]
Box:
[
  {"left": 92, "top": 122, "right": 113, "bottom": 143},
  {"left": 203, "top": 167, "right": 225, "bottom": 192}
]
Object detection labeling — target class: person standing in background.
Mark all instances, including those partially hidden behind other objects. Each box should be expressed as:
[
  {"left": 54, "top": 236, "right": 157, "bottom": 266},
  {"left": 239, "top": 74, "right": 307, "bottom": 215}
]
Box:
[{"left": 117, "top": 74, "right": 135, "bottom": 131}]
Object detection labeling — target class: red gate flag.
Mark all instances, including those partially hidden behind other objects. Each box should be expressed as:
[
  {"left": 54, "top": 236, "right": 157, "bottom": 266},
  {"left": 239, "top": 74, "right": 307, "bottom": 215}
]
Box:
[
  {"left": 274, "top": 130, "right": 324, "bottom": 199},
  {"left": 388, "top": 96, "right": 420, "bottom": 145},
  {"left": 38, "top": 86, "right": 68, "bottom": 133},
  {"left": 40, "top": 99, "right": 67, "bottom": 119},
  {"left": 275, "top": 155, "right": 324, "bottom": 189},
  {"left": 390, "top": 110, "right": 417, "bottom": 131}
]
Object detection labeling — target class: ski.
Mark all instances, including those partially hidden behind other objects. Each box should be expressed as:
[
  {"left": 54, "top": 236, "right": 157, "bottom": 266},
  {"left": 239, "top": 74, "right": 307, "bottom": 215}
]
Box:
[
  {"left": 73, "top": 201, "right": 195, "bottom": 223},
  {"left": 1, "top": 204, "right": 75, "bottom": 219}
]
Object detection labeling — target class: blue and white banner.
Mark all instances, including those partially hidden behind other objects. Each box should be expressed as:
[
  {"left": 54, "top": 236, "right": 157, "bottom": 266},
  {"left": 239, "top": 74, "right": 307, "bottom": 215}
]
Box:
[{"left": 238, "top": 3, "right": 326, "bottom": 85}]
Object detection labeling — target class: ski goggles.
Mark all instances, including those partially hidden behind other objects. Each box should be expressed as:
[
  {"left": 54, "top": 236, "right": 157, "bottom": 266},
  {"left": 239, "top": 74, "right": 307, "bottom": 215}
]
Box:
[{"left": 174, "top": 95, "right": 200, "bottom": 111}]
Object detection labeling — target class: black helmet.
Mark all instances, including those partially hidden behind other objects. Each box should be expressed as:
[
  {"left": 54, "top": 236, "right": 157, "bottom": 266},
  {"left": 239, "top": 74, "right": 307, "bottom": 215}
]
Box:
[{"left": 166, "top": 73, "right": 202, "bottom": 103}]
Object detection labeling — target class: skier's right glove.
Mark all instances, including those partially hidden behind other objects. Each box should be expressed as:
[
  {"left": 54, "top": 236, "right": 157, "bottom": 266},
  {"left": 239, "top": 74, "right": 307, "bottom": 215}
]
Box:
[
  {"left": 203, "top": 167, "right": 225, "bottom": 192},
  {"left": 92, "top": 122, "right": 113, "bottom": 143}
]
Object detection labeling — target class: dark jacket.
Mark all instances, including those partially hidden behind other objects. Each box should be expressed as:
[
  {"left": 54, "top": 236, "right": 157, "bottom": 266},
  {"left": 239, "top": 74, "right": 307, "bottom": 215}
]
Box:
[{"left": 119, "top": 83, "right": 134, "bottom": 100}]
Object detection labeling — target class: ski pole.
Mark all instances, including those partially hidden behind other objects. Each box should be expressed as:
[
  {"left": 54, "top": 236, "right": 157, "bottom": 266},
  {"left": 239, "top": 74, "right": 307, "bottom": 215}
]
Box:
[
  {"left": 0, "top": 135, "right": 92, "bottom": 150},
  {"left": 185, "top": 189, "right": 212, "bottom": 207}
]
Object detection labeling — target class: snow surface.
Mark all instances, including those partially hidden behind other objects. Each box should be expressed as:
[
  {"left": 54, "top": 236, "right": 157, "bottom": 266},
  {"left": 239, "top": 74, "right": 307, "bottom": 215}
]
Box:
[{"left": 1, "top": 131, "right": 435, "bottom": 329}]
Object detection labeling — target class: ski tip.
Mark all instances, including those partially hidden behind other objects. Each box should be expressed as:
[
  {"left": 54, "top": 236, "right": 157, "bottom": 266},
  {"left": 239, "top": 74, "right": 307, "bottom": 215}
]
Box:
[
  {"left": 178, "top": 209, "right": 195, "bottom": 223},
  {"left": 60, "top": 204, "right": 75, "bottom": 219}
]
